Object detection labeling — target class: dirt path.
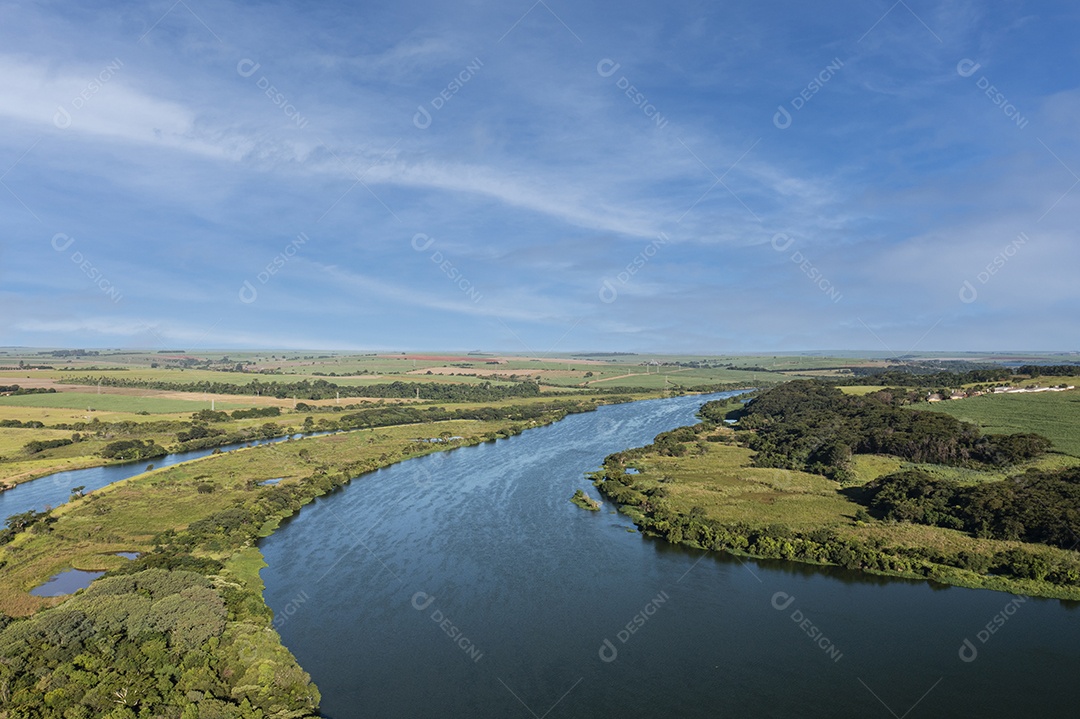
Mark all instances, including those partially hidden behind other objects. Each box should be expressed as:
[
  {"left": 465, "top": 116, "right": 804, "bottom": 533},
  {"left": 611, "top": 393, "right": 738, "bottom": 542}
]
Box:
[{"left": 584, "top": 368, "right": 693, "bottom": 385}]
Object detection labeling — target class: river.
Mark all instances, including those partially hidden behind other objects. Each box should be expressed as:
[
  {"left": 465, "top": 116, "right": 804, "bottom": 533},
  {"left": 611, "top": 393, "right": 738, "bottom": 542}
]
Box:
[
  {"left": 258, "top": 394, "right": 1080, "bottom": 718},
  {"left": 0, "top": 433, "right": 313, "bottom": 516}
]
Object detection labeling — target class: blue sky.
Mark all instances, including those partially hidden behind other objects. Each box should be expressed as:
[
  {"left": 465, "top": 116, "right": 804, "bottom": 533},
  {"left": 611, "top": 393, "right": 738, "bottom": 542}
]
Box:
[{"left": 1, "top": 0, "right": 1078, "bottom": 353}]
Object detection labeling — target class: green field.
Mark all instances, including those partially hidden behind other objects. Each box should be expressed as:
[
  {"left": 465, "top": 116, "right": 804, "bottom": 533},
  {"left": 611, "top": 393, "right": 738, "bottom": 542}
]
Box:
[
  {"left": 838, "top": 385, "right": 885, "bottom": 395},
  {"left": 3, "top": 350, "right": 901, "bottom": 393},
  {"left": 848, "top": 453, "right": 1080, "bottom": 486},
  {"left": 0, "top": 392, "right": 246, "bottom": 413},
  {"left": 627, "top": 442, "right": 856, "bottom": 528},
  {"left": 917, "top": 390, "right": 1080, "bottom": 457}
]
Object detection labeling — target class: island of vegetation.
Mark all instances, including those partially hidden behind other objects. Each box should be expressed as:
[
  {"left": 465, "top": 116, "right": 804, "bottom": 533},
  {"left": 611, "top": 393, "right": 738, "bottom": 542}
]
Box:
[{"left": 570, "top": 488, "right": 601, "bottom": 511}]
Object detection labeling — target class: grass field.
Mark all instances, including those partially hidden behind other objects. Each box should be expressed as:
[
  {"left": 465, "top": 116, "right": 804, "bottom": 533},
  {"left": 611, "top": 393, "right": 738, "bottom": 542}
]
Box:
[
  {"left": 838, "top": 385, "right": 885, "bottom": 395},
  {"left": 628, "top": 442, "right": 855, "bottom": 528},
  {"left": 3, "top": 350, "right": 889, "bottom": 393},
  {"left": 0, "top": 392, "right": 243, "bottom": 413},
  {"left": 916, "top": 390, "right": 1080, "bottom": 457},
  {"left": 847, "top": 452, "right": 1080, "bottom": 486}
]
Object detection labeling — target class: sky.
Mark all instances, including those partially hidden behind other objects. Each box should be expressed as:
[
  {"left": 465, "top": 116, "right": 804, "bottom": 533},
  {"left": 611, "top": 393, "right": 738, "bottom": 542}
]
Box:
[{"left": 1, "top": 0, "right": 1078, "bottom": 354}]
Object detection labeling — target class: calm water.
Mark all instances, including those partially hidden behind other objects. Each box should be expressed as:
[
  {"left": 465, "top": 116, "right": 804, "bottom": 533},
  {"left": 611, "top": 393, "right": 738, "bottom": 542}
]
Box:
[
  {"left": 260, "top": 394, "right": 1080, "bottom": 718},
  {"left": 0, "top": 433, "right": 314, "bottom": 516},
  {"left": 29, "top": 568, "right": 104, "bottom": 597}
]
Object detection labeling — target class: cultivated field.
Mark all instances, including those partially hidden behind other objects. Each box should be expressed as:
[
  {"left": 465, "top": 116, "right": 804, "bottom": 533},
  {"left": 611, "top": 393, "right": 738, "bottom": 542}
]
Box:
[{"left": 917, "top": 389, "right": 1080, "bottom": 457}]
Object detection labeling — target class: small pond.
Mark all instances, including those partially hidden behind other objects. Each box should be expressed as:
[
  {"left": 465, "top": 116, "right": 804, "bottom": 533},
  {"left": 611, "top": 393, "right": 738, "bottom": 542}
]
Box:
[{"left": 30, "top": 569, "right": 104, "bottom": 597}]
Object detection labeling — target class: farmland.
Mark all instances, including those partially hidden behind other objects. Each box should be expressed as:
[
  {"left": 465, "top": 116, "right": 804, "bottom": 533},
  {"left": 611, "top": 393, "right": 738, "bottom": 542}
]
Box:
[{"left": 917, "top": 389, "right": 1080, "bottom": 457}]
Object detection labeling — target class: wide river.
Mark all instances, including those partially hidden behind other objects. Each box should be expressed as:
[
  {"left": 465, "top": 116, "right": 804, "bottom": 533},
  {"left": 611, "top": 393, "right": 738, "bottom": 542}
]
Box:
[{"left": 258, "top": 394, "right": 1078, "bottom": 718}]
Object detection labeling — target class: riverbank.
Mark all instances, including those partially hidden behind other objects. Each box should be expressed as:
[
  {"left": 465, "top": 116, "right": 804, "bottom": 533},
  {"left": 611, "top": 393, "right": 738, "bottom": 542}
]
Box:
[
  {"left": 0, "top": 399, "right": 602, "bottom": 717},
  {"left": 593, "top": 428, "right": 1080, "bottom": 601}
]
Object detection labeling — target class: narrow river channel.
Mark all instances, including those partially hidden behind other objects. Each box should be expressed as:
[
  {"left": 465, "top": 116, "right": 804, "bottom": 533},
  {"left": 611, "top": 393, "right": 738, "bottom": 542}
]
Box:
[
  {"left": 259, "top": 394, "right": 1080, "bottom": 718},
  {"left": 0, "top": 433, "right": 313, "bottom": 516}
]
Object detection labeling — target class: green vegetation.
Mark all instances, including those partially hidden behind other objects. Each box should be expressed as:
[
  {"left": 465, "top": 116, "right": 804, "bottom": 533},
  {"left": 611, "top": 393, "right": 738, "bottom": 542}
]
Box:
[
  {"left": 2, "top": 348, "right": 1078, "bottom": 714},
  {"left": 918, "top": 390, "right": 1080, "bottom": 457},
  {"left": 69, "top": 376, "right": 547, "bottom": 402},
  {"left": 0, "top": 391, "right": 610, "bottom": 716},
  {"left": 593, "top": 379, "right": 1080, "bottom": 600},
  {"left": 0, "top": 567, "right": 321, "bottom": 717},
  {"left": 860, "top": 466, "right": 1080, "bottom": 550},
  {"left": 835, "top": 367, "right": 1013, "bottom": 386},
  {"left": 99, "top": 439, "right": 168, "bottom": 461},
  {"left": 21, "top": 437, "right": 75, "bottom": 455},
  {"left": 723, "top": 380, "right": 1051, "bottom": 482},
  {"left": 570, "top": 489, "right": 600, "bottom": 511},
  {"left": 0, "top": 392, "right": 241, "bottom": 413}
]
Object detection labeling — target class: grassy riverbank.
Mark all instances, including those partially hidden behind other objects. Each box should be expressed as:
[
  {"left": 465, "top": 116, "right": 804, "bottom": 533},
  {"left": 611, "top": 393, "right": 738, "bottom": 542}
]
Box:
[
  {"left": 0, "top": 399, "right": 596, "bottom": 717},
  {"left": 593, "top": 388, "right": 1080, "bottom": 601}
]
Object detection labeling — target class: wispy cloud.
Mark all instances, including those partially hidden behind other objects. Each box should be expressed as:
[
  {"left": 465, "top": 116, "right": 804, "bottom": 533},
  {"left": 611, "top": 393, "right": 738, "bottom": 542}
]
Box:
[{"left": 1, "top": 0, "right": 1077, "bottom": 351}]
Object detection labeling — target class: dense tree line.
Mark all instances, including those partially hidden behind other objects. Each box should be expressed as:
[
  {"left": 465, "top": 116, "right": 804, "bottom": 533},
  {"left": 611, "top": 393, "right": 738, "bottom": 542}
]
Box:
[
  {"left": 859, "top": 467, "right": 1080, "bottom": 551},
  {"left": 841, "top": 367, "right": 1011, "bottom": 385},
  {"left": 68, "top": 376, "right": 546, "bottom": 402},
  {"left": 22, "top": 438, "right": 75, "bottom": 455},
  {"left": 1016, "top": 364, "right": 1080, "bottom": 377},
  {"left": 333, "top": 399, "right": 600, "bottom": 431},
  {"left": 41, "top": 418, "right": 189, "bottom": 434},
  {"left": 839, "top": 363, "right": 1079, "bottom": 387},
  {"left": 228, "top": 407, "right": 281, "bottom": 419},
  {"left": 47, "top": 349, "right": 100, "bottom": 357},
  {"left": 99, "top": 439, "right": 168, "bottom": 461},
  {"left": 0, "top": 385, "right": 57, "bottom": 395},
  {"left": 731, "top": 380, "right": 1050, "bottom": 480},
  {"left": 680, "top": 382, "right": 766, "bottom": 393}
]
